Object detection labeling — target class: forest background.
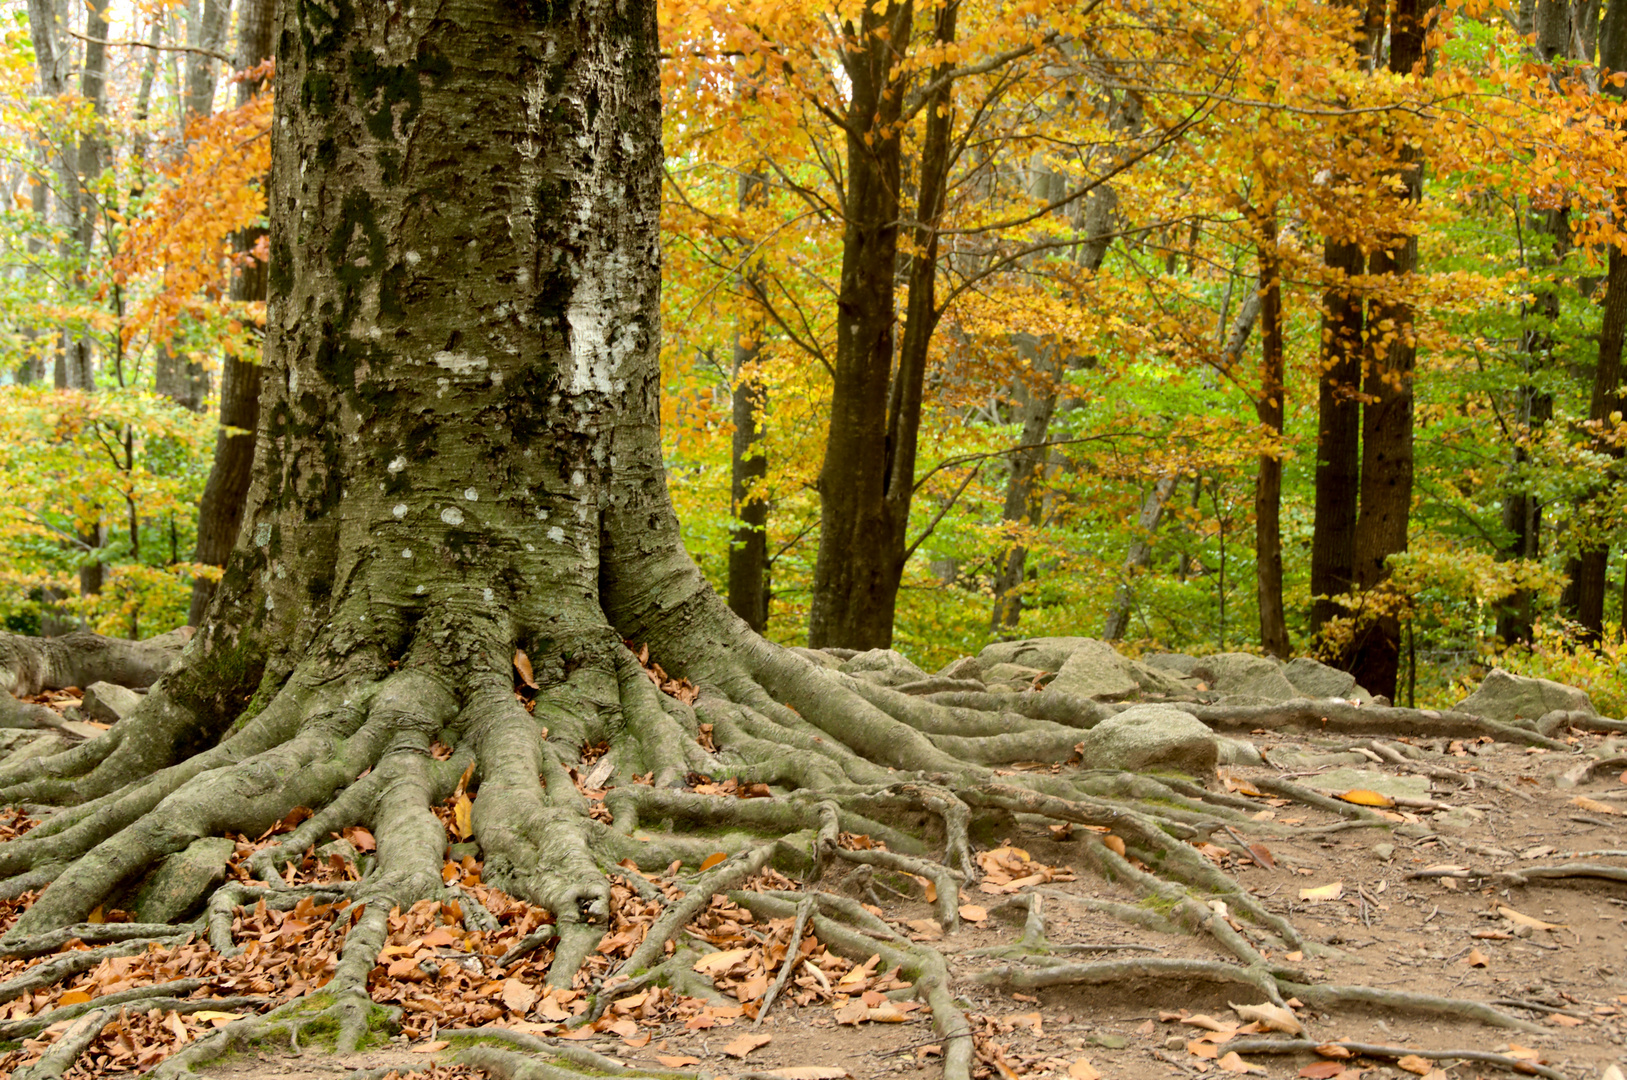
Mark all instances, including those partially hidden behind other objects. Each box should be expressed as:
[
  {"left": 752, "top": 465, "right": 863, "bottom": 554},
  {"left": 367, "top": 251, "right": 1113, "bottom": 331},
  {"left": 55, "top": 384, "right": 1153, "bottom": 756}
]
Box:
[{"left": 1, "top": 0, "right": 1624, "bottom": 713}]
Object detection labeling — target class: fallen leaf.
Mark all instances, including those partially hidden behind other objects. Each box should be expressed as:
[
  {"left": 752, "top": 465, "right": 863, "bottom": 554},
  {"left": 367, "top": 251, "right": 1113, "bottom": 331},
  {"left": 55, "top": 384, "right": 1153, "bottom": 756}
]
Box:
[
  {"left": 1284, "top": 951, "right": 1304, "bottom": 962},
  {"left": 834, "top": 1001, "right": 868, "bottom": 1025},
  {"left": 700, "top": 852, "right": 729, "bottom": 871},
  {"left": 1187, "top": 1040, "right": 1220, "bottom": 1059},
  {"left": 1601, "top": 1065, "right": 1624, "bottom": 1080},
  {"left": 658, "top": 1056, "right": 702, "bottom": 1068},
  {"left": 1299, "top": 882, "right": 1343, "bottom": 901},
  {"left": 1300, "top": 1064, "right": 1346, "bottom": 1079},
  {"left": 1396, "top": 1055, "right": 1433, "bottom": 1075},
  {"left": 1460, "top": 948, "right": 1490, "bottom": 968},
  {"left": 694, "top": 948, "right": 752, "bottom": 975},
  {"left": 958, "top": 904, "right": 987, "bottom": 922},
  {"left": 1007, "top": 1011, "right": 1042, "bottom": 1034},
  {"left": 453, "top": 793, "right": 473, "bottom": 840},
  {"left": 412, "top": 1041, "right": 450, "bottom": 1053},
  {"left": 1181, "top": 1014, "right": 1235, "bottom": 1033},
  {"left": 1103, "top": 834, "right": 1127, "bottom": 856},
  {"left": 502, "top": 978, "right": 539, "bottom": 1015},
  {"left": 1420, "top": 1072, "right": 1450, "bottom": 1080},
  {"left": 1315, "top": 1045, "right": 1353, "bottom": 1058},
  {"left": 58, "top": 991, "right": 93, "bottom": 1006},
  {"left": 1546, "top": 1014, "right": 1584, "bottom": 1027},
  {"left": 1336, "top": 789, "right": 1395, "bottom": 807},
  {"left": 761, "top": 1069, "right": 849, "bottom": 1080},
  {"left": 1497, "top": 905, "right": 1566, "bottom": 931},
  {"left": 514, "top": 649, "right": 538, "bottom": 688},
  {"left": 1571, "top": 796, "right": 1620, "bottom": 815},
  {"left": 1504, "top": 1046, "right": 1540, "bottom": 1062},
  {"left": 1137, "top": 1019, "right": 1156, "bottom": 1035},
  {"left": 1217, "top": 1051, "right": 1265, "bottom": 1074},
  {"left": 1230, "top": 1001, "right": 1302, "bottom": 1035},
  {"left": 722, "top": 1033, "right": 772, "bottom": 1058},
  {"left": 622, "top": 1031, "right": 652, "bottom": 1047},
  {"left": 193, "top": 1011, "right": 241, "bottom": 1027},
  {"left": 1068, "top": 1060, "right": 1101, "bottom": 1080}
]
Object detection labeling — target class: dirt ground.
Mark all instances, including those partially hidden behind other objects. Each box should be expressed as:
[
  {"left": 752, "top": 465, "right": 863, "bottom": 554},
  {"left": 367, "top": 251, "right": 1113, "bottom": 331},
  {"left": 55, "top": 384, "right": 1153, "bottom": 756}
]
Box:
[{"left": 181, "top": 725, "right": 1627, "bottom": 1080}]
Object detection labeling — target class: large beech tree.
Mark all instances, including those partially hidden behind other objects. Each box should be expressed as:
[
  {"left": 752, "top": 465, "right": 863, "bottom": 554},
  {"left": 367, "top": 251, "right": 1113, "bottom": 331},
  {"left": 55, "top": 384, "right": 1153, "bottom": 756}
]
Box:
[{"left": 0, "top": 0, "right": 1587, "bottom": 1074}]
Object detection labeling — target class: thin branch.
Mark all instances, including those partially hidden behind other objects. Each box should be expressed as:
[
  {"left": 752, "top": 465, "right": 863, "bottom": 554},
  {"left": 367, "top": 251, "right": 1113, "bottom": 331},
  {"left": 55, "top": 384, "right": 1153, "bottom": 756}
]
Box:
[{"left": 65, "top": 29, "right": 233, "bottom": 64}]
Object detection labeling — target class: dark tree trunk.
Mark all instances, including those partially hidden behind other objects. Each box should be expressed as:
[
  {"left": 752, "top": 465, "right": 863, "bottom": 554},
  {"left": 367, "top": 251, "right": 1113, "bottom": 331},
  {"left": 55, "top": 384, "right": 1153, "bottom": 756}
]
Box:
[
  {"left": 1309, "top": 237, "right": 1364, "bottom": 640},
  {"left": 1253, "top": 210, "right": 1289, "bottom": 659},
  {"left": 188, "top": 0, "right": 273, "bottom": 626},
  {"left": 728, "top": 170, "right": 770, "bottom": 634},
  {"left": 1563, "top": 0, "right": 1627, "bottom": 641},
  {"left": 809, "top": 0, "right": 955, "bottom": 650},
  {"left": 1349, "top": 0, "right": 1432, "bottom": 700}
]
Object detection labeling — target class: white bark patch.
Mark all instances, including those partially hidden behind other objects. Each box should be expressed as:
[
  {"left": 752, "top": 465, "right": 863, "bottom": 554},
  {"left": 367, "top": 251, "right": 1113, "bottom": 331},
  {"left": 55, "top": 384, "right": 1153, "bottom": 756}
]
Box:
[
  {"left": 432, "top": 351, "right": 488, "bottom": 376},
  {"left": 388, "top": 456, "right": 407, "bottom": 474},
  {"left": 401, "top": 549, "right": 413, "bottom": 559},
  {"left": 464, "top": 488, "right": 478, "bottom": 501},
  {"left": 404, "top": 250, "right": 421, "bottom": 267},
  {"left": 483, "top": 587, "right": 494, "bottom": 603},
  {"left": 548, "top": 526, "right": 565, "bottom": 543},
  {"left": 254, "top": 523, "right": 272, "bottom": 547},
  {"left": 392, "top": 504, "right": 408, "bottom": 518},
  {"left": 441, "top": 507, "right": 465, "bottom": 526}
]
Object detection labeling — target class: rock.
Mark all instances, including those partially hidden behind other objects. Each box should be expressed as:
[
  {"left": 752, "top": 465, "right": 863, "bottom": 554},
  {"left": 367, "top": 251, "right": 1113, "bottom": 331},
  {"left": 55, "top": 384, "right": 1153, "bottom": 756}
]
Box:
[
  {"left": 1300, "top": 767, "right": 1430, "bottom": 801},
  {"left": 133, "top": 836, "right": 237, "bottom": 923},
  {"left": 1191, "top": 653, "right": 1299, "bottom": 702},
  {"left": 937, "top": 655, "right": 983, "bottom": 680},
  {"left": 981, "top": 663, "right": 1046, "bottom": 689},
  {"left": 1455, "top": 668, "right": 1595, "bottom": 725},
  {"left": 1372, "top": 842, "right": 1395, "bottom": 862},
  {"left": 1267, "top": 748, "right": 1373, "bottom": 770},
  {"left": 1282, "top": 657, "right": 1372, "bottom": 702},
  {"left": 1129, "top": 659, "right": 1196, "bottom": 697},
  {"left": 1088, "top": 1033, "right": 1128, "bottom": 1049},
  {"left": 0, "top": 729, "right": 74, "bottom": 767},
  {"left": 1433, "top": 806, "right": 1484, "bottom": 832},
  {"left": 81, "top": 681, "right": 144, "bottom": 723},
  {"left": 1142, "top": 652, "right": 1199, "bottom": 676},
  {"left": 976, "top": 637, "right": 1099, "bottom": 674},
  {"left": 790, "top": 647, "right": 843, "bottom": 670},
  {"left": 839, "top": 649, "right": 929, "bottom": 687},
  {"left": 1046, "top": 640, "right": 1140, "bottom": 701},
  {"left": 1217, "top": 738, "right": 1263, "bottom": 766},
  {"left": 1073, "top": 703, "right": 1219, "bottom": 775}
]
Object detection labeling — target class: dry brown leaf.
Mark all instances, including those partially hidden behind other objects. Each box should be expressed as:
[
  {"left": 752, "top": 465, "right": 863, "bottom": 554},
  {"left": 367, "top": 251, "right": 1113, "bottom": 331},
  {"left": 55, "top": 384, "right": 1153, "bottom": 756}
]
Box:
[
  {"left": 658, "top": 1056, "right": 702, "bottom": 1068},
  {"left": 1460, "top": 948, "right": 1490, "bottom": 968},
  {"left": 693, "top": 947, "right": 752, "bottom": 975},
  {"left": 1217, "top": 1051, "right": 1265, "bottom": 1074},
  {"left": 761, "top": 1069, "right": 849, "bottom": 1080},
  {"left": 1497, "top": 905, "right": 1566, "bottom": 931},
  {"left": 1006, "top": 1011, "right": 1042, "bottom": 1034},
  {"left": 1103, "top": 834, "right": 1127, "bottom": 856},
  {"left": 1187, "top": 1040, "right": 1221, "bottom": 1059},
  {"left": 1314, "top": 1045, "right": 1353, "bottom": 1059},
  {"left": 1300, "top": 1063, "right": 1346, "bottom": 1079},
  {"left": 501, "top": 978, "right": 539, "bottom": 1015},
  {"left": 514, "top": 649, "right": 538, "bottom": 689},
  {"left": 958, "top": 903, "right": 987, "bottom": 922},
  {"left": 1336, "top": 789, "right": 1395, "bottom": 807},
  {"left": 1299, "top": 882, "right": 1343, "bottom": 901},
  {"left": 1068, "top": 1059, "right": 1101, "bottom": 1080},
  {"left": 58, "top": 990, "right": 93, "bottom": 1006},
  {"left": 453, "top": 793, "right": 473, "bottom": 840},
  {"left": 834, "top": 1000, "right": 868, "bottom": 1025},
  {"left": 1572, "top": 796, "right": 1620, "bottom": 815},
  {"left": 1181, "top": 1014, "right": 1234, "bottom": 1033},
  {"left": 1396, "top": 1055, "right": 1432, "bottom": 1075},
  {"left": 1547, "top": 1014, "right": 1584, "bottom": 1028},
  {"left": 1229, "top": 1001, "right": 1302, "bottom": 1035},
  {"left": 700, "top": 852, "right": 729, "bottom": 871},
  {"left": 412, "top": 1041, "right": 450, "bottom": 1053},
  {"left": 722, "top": 1033, "right": 772, "bottom": 1059},
  {"left": 1420, "top": 1071, "right": 1450, "bottom": 1080},
  {"left": 1505, "top": 1046, "right": 1541, "bottom": 1062}
]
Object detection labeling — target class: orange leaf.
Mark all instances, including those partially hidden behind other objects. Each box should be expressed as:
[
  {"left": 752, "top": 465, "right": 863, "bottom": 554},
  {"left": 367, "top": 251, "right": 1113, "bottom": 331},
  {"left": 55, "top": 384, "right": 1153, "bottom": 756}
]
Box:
[
  {"left": 699, "top": 852, "right": 728, "bottom": 871},
  {"left": 1336, "top": 789, "right": 1395, "bottom": 807}
]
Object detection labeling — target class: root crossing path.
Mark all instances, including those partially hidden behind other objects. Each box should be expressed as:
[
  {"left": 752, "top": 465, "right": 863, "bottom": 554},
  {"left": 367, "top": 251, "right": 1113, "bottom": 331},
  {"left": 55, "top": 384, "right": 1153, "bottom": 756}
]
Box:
[{"left": 0, "top": 642, "right": 1624, "bottom": 1080}]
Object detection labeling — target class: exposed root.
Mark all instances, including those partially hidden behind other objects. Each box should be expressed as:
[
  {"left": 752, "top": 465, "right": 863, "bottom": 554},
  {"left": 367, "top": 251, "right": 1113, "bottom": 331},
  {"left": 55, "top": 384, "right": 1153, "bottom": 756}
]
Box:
[
  {"left": 1281, "top": 982, "right": 1542, "bottom": 1032},
  {"left": 1407, "top": 862, "right": 1627, "bottom": 887},
  {"left": 1225, "top": 1038, "right": 1566, "bottom": 1080},
  {"left": 976, "top": 956, "right": 1283, "bottom": 1004},
  {"left": 12, "top": 1005, "right": 113, "bottom": 1080}
]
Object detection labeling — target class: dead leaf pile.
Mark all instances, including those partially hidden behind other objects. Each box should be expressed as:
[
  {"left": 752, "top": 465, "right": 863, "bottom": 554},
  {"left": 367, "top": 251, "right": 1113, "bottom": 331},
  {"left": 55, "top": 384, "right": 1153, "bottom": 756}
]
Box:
[
  {"left": 975, "top": 845, "right": 1076, "bottom": 895},
  {"left": 627, "top": 641, "right": 699, "bottom": 704}
]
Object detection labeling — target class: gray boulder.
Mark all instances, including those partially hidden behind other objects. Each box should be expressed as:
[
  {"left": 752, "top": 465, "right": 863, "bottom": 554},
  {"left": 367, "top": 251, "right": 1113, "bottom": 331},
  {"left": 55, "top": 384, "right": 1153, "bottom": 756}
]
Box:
[
  {"left": 976, "top": 637, "right": 1097, "bottom": 674},
  {"left": 134, "top": 836, "right": 237, "bottom": 923},
  {"left": 1129, "top": 659, "right": 1196, "bottom": 697},
  {"left": 1455, "top": 668, "right": 1594, "bottom": 724},
  {"left": 982, "top": 663, "right": 1046, "bottom": 690},
  {"left": 81, "top": 681, "right": 143, "bottom": 723},
  {"left": 1192, "top": 653, "right": 1299, "bottom": 702},
  {"left": 839, "top": 649, "right": 929, "bottom": 687},
  {"left": 1282, "top": 657, "right": 1371, "bottom": 702},
  {"left": 1073, "top": 703, "right": 1219, "bottom": 775},
  {"left": 1047, "top": 640, "right": 1140, "bottom": 700},
  {"left": 1142, "top": 652, "right": 1199, "bottom": 676},
  {"left": 937, "top": 655, "right": 984, "bottom": 681}
]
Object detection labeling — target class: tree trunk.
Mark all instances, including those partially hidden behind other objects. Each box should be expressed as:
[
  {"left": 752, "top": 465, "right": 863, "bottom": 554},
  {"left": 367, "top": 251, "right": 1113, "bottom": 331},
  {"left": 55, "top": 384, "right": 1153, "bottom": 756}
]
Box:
[
  {"left": 1102, "top": 474, "right": 1180, "bottom": 642},
  {"left": 1253, "top": 209, "right": 1289, "bottom": 658},
  {"left": 1349, "top": 0, "right": 1432, "bottom": 701},
  {"left": 1309, "top": 236, "right": 1364, "bottom": 640},
  {"left": 1563, "top": 0, "right": 1627, "bottom": 641},
  {"left": 728, "top": 168, "right": 770, "bottom": 634},
  {"left": 188, "top": 0, "right": 273, "bottom": 626},
  {"left": 809, "top": 0, "right": 952, "bottom": 650}
]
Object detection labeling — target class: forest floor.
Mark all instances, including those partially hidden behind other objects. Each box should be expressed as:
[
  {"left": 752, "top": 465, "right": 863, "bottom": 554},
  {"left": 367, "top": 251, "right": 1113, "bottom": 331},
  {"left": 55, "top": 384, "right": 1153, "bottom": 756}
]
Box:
[{"left": 2, "top": 709, "right": 1624, "bottom": 1080}]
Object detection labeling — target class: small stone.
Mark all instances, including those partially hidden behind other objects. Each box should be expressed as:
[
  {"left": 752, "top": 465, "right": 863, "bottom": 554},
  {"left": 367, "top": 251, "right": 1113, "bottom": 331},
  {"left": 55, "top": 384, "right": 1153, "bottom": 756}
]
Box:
[
  {"left": 81, "top": 682, "right": 143, "bottom": 723},
  {"left": 1163, "top": 1035, "right": 1186, "bottom": 1050},
  {"left": 1088, "top": 1033, "right": 1128, "bottom": 1049},
  {"left": 1372, "top": 842, "right": 1396, "bottom": 862}
]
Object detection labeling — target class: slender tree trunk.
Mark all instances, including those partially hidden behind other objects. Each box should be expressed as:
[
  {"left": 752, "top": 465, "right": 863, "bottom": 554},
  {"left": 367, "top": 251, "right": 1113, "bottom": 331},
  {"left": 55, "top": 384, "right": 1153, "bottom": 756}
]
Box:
[
  {"left": 1102, "top": 474, "right": 1179, "bottom": 641},
  {"left": 1253, "top": 209, "right": 1289, "bottom": 658},
  {"left": 990, "top": 186, "right": 1115, "bottom": 631},
  {"left": 1310, "top": 236, "right": 1364, "bottom": 639},
  {"left": 1349, "top": 0, "right": 1432, "bottom": 700},
  {"left": 187, "top": 0, "right": 272, "bottom": 625},
  {"left": 728, "top": 171, "right": 770, "bottom": 633},
  {"left": 1564, "top": 0, "right": 1627, "bottom": 641}
]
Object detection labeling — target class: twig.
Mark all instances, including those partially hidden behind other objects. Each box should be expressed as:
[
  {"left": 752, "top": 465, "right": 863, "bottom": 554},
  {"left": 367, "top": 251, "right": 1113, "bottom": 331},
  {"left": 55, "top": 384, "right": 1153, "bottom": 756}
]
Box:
[
  {"left": 755, "top": 895, "right": 814, "bottom": 1027},
  {"left": 65, "top": 28, "right": 234, "bottom": 63}
]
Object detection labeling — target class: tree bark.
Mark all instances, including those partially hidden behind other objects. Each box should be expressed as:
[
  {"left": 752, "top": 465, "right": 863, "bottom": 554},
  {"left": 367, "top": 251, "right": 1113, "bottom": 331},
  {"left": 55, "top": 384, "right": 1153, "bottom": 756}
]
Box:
[
  {"left": 1349, "top": 0, "right": 1433, "bottom": 701},
  {"left": 1563, "top": 0, "right": 1627, "bottom": 641},
  {"left": 1101, "top": 474, "right": 1179, "bottom": 642},
  {"left": 728, "top": 168, "right": 770, "bottom": 634},
  {"left": 809, "top": 0, "right": 955, "bottom": 650},
  {"left": 188, "top": 0, "right": 273, "bottom": 626},
  {"left": 1253, "top": 209, "right": 1289, "bottom": 658}
]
